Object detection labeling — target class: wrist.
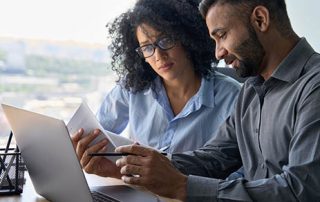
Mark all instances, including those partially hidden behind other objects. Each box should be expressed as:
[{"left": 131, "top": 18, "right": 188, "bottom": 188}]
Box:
[
  {"left": 100, "top": 166, "right": 122, "bottom": 179},
  {"left": 175, "top": 174, "right": 187, "bottom": 201},
  {"left": 110, "top": 167, "right": 122, "bottom": 179}
]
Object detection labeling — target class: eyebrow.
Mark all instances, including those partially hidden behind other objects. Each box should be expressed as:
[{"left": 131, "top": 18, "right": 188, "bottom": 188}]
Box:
[
  {"left": 138, "top": 34, "right": 167, "bottom": 46},
  {"left": 139, "top": 40, "right": 150, "bottom": 46},
  {"left": 210, "top": 28, "right": 224, "bottom": 37}
]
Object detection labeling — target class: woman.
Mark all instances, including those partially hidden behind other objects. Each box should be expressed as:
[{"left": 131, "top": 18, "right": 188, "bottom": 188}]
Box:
[{"left": 72, "top": 0, "right": 240, "bottom": 176}]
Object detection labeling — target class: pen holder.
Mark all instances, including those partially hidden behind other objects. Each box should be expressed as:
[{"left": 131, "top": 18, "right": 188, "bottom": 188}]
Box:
[{"left": 0, "top": 147, "right": 26, "bottom": 195}]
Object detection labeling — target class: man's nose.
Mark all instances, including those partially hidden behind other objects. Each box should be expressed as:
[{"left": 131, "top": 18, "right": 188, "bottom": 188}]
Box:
[{"left": 215, "top": 43, "right": 227, "bottom": 60}]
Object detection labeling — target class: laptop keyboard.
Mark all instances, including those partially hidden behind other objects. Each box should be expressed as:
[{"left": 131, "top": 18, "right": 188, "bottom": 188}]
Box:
[{"left": 91, "top": 191, "right": 120, "bottom": 202}]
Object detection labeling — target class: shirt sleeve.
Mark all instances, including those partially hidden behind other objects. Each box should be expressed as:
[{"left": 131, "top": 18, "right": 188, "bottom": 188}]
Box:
[
  {"left": 171, "top": 84, "right": 320, "bottom": 201},
  {"left": 96, "top": 84, "right": 130, "bottom": 134}
]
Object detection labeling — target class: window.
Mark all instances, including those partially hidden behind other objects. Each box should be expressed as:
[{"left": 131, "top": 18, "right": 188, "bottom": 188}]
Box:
[
  {"left": 287, "top": 0, "right": 319, "bottom": 52},
  {"left": 0, "top": 0, "right": 136, "bottom": 146},
  {"left": 0, "top": 0, "right": 319, "bottom": 146}
]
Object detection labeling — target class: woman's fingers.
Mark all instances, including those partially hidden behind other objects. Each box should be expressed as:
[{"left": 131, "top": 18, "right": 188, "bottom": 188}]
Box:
[
  {"left": 71, "top": 128, "right": 84, "bottom": 149},
  {"left": 76, "top": 129, "right": 100, "bottom": 158},
  {"left": 80, "top": 138, "right": 108, "bottom": 168}
]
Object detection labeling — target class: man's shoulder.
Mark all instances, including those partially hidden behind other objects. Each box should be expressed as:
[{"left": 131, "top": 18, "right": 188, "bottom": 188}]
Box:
[
  {"left": 305, "top": 52, "right": 320, "bottom": 72},
  {"left": 300, "top": 52, "right": 320, "bottom": 84}
]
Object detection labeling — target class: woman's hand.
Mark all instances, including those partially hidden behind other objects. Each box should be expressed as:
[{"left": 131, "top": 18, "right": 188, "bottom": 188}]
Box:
[{"left": 71, "top": 128, "right": 121, "bottom": 179}]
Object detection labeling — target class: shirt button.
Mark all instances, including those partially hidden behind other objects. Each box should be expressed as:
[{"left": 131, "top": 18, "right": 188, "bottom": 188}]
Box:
[
  {"left": 261, "top": 163, "right": 265, "bottom": 169},
  {"left": 255, "top": 129, "right": 259, "bottom": 133}
]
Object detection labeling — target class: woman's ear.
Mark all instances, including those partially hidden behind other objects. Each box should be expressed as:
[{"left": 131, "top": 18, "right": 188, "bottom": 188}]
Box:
[{"left": 250, "top": 6, "right": 270, "bottom": 32}]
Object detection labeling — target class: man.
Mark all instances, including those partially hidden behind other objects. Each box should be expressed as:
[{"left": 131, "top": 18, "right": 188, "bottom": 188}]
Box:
[{"left": 74, "top": 0, "right": 320, "bottom": 201}]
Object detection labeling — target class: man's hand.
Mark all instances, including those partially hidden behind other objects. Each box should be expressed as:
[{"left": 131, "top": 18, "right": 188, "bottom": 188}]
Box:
[
  {"left": 115, "top": 144, "right": 187, "bottom": 200},
  {"left": 71, "top": 128, "right": 121, "bottom": 179}
]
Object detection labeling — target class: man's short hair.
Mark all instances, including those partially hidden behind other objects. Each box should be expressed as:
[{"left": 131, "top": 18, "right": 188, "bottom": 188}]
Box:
[{"left": 199, "top": 0, "right": 292, "bottom": 36}]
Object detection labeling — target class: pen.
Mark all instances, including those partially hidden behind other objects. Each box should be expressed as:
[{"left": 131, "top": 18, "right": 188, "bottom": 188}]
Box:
[{"left": 88, "top": 152, "right": 167, "bottom": 156}]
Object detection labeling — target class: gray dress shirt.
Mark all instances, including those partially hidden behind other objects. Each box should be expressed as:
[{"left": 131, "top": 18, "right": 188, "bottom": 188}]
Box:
[{"left": 171, "top": 38, "right": 320, "bottom": 202}]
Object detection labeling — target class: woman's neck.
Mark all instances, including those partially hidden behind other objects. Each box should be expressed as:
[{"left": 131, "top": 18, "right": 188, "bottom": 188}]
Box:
[
  {"left": 163, "top": 73, "right": 201, "bottom": 116},
  {"left": 164, "top": 75, "right": 201, "bottom": 97}
]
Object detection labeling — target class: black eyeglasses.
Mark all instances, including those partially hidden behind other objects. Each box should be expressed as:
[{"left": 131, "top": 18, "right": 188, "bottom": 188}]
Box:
[{"left": 135, "top": 36, "right": 176, "bottom": 58}]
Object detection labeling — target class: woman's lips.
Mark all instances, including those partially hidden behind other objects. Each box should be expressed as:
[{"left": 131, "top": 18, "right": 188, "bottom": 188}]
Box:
[{"left": 159, "top": 62, "right": 174, "bottom": 71}]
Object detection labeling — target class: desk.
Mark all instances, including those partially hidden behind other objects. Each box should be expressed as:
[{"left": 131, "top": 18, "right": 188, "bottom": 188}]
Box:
[{"left": 0, "top": 172, "right": 180, "bottom": 202}]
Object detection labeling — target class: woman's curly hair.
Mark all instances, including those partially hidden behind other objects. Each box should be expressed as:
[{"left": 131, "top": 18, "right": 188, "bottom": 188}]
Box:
[{"left": 107, "top": 0, "right": 217, "bottom": 92}]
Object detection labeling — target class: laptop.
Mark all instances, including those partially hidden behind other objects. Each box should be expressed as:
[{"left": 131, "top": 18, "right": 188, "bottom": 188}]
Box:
[{"left": 1, "top": 104, "right": 160, "bottom": 202}]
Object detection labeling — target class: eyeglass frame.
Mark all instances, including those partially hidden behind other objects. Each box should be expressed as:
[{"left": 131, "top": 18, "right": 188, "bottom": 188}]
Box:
[{"left": 135, "top": 36, "right": 176, "bottom": 59}]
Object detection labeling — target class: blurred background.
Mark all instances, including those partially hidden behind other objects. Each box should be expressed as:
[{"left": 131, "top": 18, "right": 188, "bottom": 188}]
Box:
[{"left": 0, "top": 0, "right": 319, "bottom": 146}]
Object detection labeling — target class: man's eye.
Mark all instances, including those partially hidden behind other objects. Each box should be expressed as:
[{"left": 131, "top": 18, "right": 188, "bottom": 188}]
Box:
[{"left": 218, "top": 32, "right": 226, "bottom": 39}]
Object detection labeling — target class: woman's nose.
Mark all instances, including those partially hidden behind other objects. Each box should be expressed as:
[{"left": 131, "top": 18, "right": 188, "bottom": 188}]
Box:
[{"left": 154, "top": 47, "right": 168, "bottom": 61}]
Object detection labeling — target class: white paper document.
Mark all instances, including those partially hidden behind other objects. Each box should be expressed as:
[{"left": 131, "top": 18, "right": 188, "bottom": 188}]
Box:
[{"left": 67, "top": 102, "right": 134, "bottom": 161}]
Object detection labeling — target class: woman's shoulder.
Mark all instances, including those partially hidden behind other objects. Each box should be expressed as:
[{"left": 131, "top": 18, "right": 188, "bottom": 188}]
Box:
[
  {"left": 202, "top": 71, "right": 242, "bottom": 105},
  {"left": 208, "top": 71, "right": 242, "bottom": 91},
  {"left": 109, "top": 80, "right": 159, "bottom": 102}
]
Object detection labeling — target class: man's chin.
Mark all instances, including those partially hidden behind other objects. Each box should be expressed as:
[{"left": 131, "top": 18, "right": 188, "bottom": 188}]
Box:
[{"left": 235, "top": 66, "right": 256, "bottom": 78}]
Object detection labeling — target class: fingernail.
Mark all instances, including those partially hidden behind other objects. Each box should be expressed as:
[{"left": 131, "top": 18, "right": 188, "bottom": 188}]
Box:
[
  {"left": 94, "top": 129, "right": 100, "bottom": 135},
  {"left": 101, "top": 146, "right": 107, "bottom": 151}
]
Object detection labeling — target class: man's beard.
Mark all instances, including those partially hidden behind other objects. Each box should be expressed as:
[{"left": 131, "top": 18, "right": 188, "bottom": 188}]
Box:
[{"left": 234, "top": 26, "right": 265, "bottom": 78}]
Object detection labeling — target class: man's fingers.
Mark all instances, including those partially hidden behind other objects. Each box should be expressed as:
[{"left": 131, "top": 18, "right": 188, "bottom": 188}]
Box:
[
  {"left": 115, "top": 154, "right": 145, "bottom": 167},
  {"left": 121, "top": 175, "right": 143, "bottom": 185},
  {"left": 120, "top": 164, "right": 144, "bottom": 176},
  {"left": 115, "top": 144, "right": 152, "bottom": 156}
]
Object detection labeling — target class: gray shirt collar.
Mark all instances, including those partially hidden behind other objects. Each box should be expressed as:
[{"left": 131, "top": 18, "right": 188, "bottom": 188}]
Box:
[
  {"left": 247, "top": 37, "right": 315, "bottom": 85},
  {"left": 272, "top": 37, "right": 315, "bottom": 83}
]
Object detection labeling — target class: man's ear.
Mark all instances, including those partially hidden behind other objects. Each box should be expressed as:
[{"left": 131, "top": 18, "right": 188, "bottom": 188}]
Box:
[{"left": 250, "top": 6, "right": 270, "bottom": 32}]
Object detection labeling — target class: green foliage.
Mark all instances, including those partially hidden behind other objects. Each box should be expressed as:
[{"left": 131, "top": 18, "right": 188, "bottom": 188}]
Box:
[
  {"left": 0, "top": 84, "right": 47, "bottom": 93},
  {"left": 25, "top": 55, "right": 112, "bottom": 76},
  {"left": 1, "top": 54, "right": 114, "bottom": 94}
]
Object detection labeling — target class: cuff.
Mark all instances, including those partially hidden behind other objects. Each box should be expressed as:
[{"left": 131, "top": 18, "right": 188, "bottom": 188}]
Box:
[
  {"left": 186, "top": 175, "right": 220, "bottom": 202},
  {"left": 166, "top": 153, "right": 172, "bottom": 160}
]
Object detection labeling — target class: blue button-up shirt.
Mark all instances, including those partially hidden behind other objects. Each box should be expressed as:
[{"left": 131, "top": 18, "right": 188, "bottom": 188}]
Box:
[{"left": 97, "top": 72, "right": 240, "bottom": 153}]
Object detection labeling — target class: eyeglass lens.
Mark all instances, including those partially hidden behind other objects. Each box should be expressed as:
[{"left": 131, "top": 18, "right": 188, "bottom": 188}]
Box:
[{"left": 136, "top": 37, "right": 175, "bottom": 58}]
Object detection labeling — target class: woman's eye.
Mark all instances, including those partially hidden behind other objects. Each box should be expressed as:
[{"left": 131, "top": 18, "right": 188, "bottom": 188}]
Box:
[
  {"left": 159, "top": 38, "right": 173, "bottom": 47},
  {"left": 142, "top": 45, "right": 153, "bottom": 53}
]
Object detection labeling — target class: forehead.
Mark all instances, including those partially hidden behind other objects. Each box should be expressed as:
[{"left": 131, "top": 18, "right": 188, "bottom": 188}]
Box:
[
  {"left": 205, "top": 4, "right": 242, "bottom": 35},
  {"left": 136, "top": 24, "right": 162, "bottom": 42}
]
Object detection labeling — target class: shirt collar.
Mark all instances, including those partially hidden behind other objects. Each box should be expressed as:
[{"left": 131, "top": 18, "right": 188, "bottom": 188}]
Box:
[
  {"left": 174, "top": 77, "right": 215, "bottom": 119},
  {"left": 247, "top": 37, "right": 315, "bottom": 86},
  {"left": 151, "top": 76, "right": 215, "bottom": 108},
  {"left": 150, "top": 76, "right": 164, "bottom": 98},
  {"left": 197, "top": 77, "right": 215, "bottom": 108},
  {"left": 271, "top": 37, "right": 315, "bottom": 83}
]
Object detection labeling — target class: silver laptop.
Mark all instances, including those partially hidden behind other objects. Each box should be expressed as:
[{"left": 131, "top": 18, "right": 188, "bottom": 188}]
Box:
[{"left": 1, "top": 104, "right": 160, "bottom": 202}]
